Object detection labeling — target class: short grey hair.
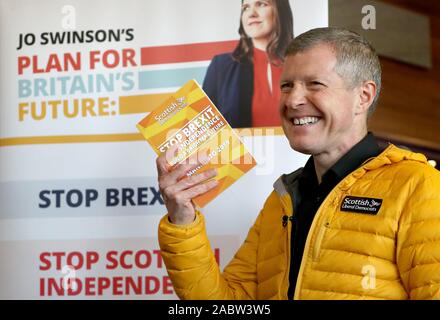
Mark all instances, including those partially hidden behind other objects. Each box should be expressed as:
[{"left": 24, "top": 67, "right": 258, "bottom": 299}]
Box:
[{"left": 285, "top": 27, "right": 382, "bottom": 116}]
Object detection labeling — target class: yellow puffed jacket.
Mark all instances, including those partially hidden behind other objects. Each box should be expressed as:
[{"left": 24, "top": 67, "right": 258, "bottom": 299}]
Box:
[{"left": 158, "top": 144, "right": 440, "bottom": 299}]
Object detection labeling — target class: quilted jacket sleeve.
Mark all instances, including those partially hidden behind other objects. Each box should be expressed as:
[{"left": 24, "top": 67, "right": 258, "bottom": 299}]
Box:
[
  {"left": 396, "top": 166, "right": 440, "bottom": 299},
  {"left": 158, "top": 210, "right": 261, "bottom": 299}
]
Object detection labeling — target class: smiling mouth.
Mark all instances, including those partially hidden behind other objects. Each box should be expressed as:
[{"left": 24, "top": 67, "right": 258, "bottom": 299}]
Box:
[{"left": 291, "top": 116, "right": 321, "bottom": 126}]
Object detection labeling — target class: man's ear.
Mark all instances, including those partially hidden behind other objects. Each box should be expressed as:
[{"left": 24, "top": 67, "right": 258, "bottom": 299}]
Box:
[{"left": 356, "top": 80, "right": 377, "bottom": 115}]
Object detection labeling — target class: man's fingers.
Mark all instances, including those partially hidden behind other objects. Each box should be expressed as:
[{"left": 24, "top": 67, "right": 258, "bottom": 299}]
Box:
[
  {"left": 179, "top": 179, "right": 219, "bottom": 201},
  {"left": 160, "top": 154, "right": 209, "bottom": 185},
  {"left": 162, "top": 180, "right": 218, "bottom": 207},
  {"left": 161, "top": 169, "right": 217, "bottom": 204},
  {"left": 156, "top": 155, "right": 170, "bottom": 176},
  {"left": 156, "top": 143, "right": 180, "bottom": 176},
  {"left": 171, "top": 168, "right": 218, "bottom": 193},
  {"left": 164, "top": 143, "right": 180, "bottom": 164},
  {"left": 171, "top": 159, "right": 205, "bottom": 181}
]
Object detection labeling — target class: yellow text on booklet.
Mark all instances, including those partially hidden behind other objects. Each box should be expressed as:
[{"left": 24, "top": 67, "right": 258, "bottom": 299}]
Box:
[{"left": 136, "top": 79, "right": 257, "bottom": 208}]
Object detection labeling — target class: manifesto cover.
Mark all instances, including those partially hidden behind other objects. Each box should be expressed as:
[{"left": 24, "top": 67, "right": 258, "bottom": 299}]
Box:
[{"left": 137, "top": 79, "right": 256, "bottom": 207}]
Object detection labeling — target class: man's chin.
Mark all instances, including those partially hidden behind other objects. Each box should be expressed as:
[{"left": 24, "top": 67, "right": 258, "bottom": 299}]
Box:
[{"left": 288, "top": 141, "right": 314, "bottom": 155}]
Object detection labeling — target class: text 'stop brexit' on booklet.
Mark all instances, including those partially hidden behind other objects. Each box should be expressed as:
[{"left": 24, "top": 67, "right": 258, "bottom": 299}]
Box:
[{"left": 136, "top": 79, "right": 257, "bottom": 208}]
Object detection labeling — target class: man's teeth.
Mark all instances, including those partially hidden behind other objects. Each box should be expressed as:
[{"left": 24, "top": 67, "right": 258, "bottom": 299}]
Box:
[{"left": 293, "top": 117, "right": 320, "bottom": 126}]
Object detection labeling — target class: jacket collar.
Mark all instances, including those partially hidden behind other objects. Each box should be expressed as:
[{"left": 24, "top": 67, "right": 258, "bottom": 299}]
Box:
[
  {"left": 274, "top": 144, "right": 428, "bottom": 205},
  {"left": 336, "top": 143, "right": 427, "bottom": 191}
]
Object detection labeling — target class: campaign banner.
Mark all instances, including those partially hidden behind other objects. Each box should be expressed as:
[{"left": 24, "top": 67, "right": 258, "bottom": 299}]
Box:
[{"left": 0, "top": 0, "right": 327, "bottom": 299}]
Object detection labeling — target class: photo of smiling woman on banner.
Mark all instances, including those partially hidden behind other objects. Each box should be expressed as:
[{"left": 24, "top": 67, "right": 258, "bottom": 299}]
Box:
[{"left": 203, "top": 0, "right": 294, "bottom": 128}]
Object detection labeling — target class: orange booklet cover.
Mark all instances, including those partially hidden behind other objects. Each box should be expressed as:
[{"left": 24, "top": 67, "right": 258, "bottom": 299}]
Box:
[{"left": 136, "top": 79, "right": 257, "bottom": 207}]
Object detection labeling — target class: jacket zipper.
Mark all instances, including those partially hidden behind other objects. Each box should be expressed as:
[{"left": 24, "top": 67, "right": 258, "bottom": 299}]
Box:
[
  {"left": 312, "top": 222, "right": 329, "bottom": 261},
  {"left": 278, "top": 183, "right": 294, "bottom": 300},
  {"left": 288, "top": 215, "right": 297, "bottom": 299},
  {"left": 282, "top": 214, "right": 292, "bottom": 299},
  {"left": 294, "top": 198, "right": 334, "bottom": 300}
]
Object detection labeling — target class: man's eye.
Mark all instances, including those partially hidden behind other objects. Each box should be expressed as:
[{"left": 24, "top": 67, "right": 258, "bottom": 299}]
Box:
[
  {"left": 310, "top": 81, "right": 324, "bottom": 86},
  {"left": 280, "top": 83, "right": 292, "bottom": 92}
]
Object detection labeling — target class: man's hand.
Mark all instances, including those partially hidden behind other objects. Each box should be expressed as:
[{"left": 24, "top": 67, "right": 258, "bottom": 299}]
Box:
[{"left": 156, "top": 146, "right": 218, "bottom": 225}]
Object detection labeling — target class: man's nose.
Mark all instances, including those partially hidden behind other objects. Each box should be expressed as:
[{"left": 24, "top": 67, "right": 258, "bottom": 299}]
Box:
[{"left": 285, "top": 85, "right": 307, "bottom": 109}]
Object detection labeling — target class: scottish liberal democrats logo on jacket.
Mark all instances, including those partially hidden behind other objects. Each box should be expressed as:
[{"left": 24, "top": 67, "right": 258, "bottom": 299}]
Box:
[{"left": 340, "top": 196, "right": 383, "bottom": 215}]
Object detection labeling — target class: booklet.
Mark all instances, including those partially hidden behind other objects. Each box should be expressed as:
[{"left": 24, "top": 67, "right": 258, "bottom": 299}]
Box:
[{"left": 136, "top": 79, "right": 256, "bottom": 207}]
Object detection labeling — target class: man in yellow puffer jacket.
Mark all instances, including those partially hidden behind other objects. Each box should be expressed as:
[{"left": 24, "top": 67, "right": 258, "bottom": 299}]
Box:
[{"left": 156, "top": 27, "right": 440, "bottom": 300}]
